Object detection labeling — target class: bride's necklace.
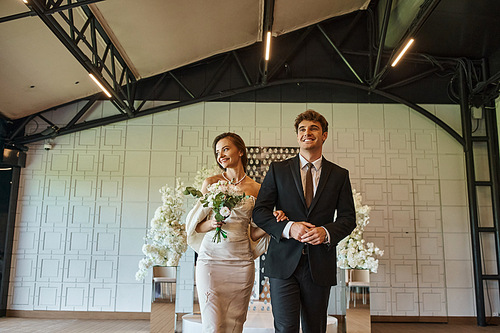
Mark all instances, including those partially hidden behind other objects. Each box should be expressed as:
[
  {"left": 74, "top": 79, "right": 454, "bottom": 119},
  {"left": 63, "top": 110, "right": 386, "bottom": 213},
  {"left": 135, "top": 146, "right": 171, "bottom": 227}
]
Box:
[{"left": 222, "top": 172, "right": 246, "bottom": 185}]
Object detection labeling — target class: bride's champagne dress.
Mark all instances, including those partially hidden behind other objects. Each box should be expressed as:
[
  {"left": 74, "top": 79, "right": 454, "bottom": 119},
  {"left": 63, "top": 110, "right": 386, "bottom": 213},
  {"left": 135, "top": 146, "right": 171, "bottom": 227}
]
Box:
[{"left": 186, "top": 196, "right": 268, "bottom": 333}]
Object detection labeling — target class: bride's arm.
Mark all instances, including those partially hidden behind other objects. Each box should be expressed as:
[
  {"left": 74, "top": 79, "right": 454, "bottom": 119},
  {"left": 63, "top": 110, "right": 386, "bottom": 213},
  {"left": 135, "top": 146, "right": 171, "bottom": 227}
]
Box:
[{"left": 250, "top": 210, "right": 288, "bottom": 241}]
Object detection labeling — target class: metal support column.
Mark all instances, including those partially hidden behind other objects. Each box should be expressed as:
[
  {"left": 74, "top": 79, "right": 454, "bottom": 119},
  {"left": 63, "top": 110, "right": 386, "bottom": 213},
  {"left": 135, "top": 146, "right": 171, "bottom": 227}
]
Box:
[{"left": 459, "top": 66, "right": 500, "bottom": 326}]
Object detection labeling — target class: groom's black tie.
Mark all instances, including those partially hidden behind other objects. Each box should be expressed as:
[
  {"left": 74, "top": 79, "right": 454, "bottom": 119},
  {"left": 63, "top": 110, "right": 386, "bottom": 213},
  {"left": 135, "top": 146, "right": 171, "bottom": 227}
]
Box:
[{"left": 305, "top": 163, "right": 313, "bottom": 208}]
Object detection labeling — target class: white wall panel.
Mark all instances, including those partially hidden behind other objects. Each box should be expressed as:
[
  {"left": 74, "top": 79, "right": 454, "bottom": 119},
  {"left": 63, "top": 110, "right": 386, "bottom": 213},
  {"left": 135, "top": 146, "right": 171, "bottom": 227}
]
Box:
[
  {"left": 124, "top": 151, "right": 151, "bottom": 176},
  {"left": 230, "top": 102, "right": 255, "bottom": 127},
  {"left": 204, "top": 102, "right": 230, "bottom": 127},
  {"left": 392, "top": 288, "right": 419, "bottom": 316},
  {"left": 152, "top": 106, "right": 178, "bottom": 125},
  {"left": 119, "top": 229, "right": 146, "bottom": 256},
  {"left": 91, "top": 257, "right": 118, "bottom": 283},
  {"left": 64, "top": 256, "right": 91, "bottom": 283},
  {"left": 75, "top": 128, "right": 100, "bottom": 149},
  {"left": 359, "top": 104, "right": 384, "bottom": 129},
  {"left": 37, "top": 256, "right": 63, "bottom": 282},
  {"left": 117, "top": 255, "right": 145, "bottom": 284},
  {"left": 97, "top": 177, "right": 123, "bottom": 202},
  {"left": 447, "top": 288, "right": 476, "bottom": 316},
  {"left": 256, "top": 103, "right": 281, "bottom": 127},
  {"left": 34, "top": 283, "right": 62, "bottom": 310},
  {"left": 413, "top": 155, "right": 438, "bottom": 179},
  {"left": 88, "top": 284, "right": 116, "bottom": 311},
  {"left": 443, "top": 233, "right": 472, "bottom": 260},
  {"left": 68, "top": 203, "right": 95, "bottom": 227},
  {"left": 418, "top": 261, "right": 445, "bottom": 288},
  {"left": 419, "top": 289, "right": 447, "bottom": 316},
  {"left": 10, "top": 283, "right": 35, "bottom": 310},
  {"left": 93, "top": 229, "right": 119, "bottom": 256},
  {"left": 73, "top": 152, "right": 98, "bottom": 175},
  {"left": 179, "top": 104, "right": 204, "bottom": 126},
  {"left": 66, "top": 229, "right": 92, "bottom": 255},
  {"left": 115, "top": 284, "right": 144, "bottom": 312},
  {"left": 370, "top": 288, "right": 392, "bottom": 315},
  {"left": 61, "top": 284, "right": 89, "bottom": 310},
  {"left": 152, "top": 125, "right": 178, "bottom": 150},
  {"left": 13, "top": 255, "right": 37, "bottom": 282},
  {"left": 332, "top": 103, "right": 358, "bottom": 128},
  {"left": 99, "top": 151, "right": 124, "bottom": 175},
  {"left": 101, "top": 126, "right": 126, "bottom": 150}
]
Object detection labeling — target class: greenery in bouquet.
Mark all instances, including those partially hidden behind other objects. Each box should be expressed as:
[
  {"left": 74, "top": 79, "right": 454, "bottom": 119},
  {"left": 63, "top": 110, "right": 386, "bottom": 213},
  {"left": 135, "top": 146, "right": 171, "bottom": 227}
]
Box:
[
  {"left": 185, "top": 180, "right": 248, "bottom": 243},
  {"left": 336, "top": 189, "right": 384, "bottom": 273},
  {"left": 135, "top": 179, "right": 188, "bottom": 280}
]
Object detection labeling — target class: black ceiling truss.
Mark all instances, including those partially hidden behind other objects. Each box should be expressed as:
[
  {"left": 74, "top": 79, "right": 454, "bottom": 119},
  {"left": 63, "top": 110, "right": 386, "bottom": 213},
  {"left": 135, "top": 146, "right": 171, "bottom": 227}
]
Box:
[
  {"left": 21, "top": 0, "right": 135, "bottom": 117},
  {"left": 6, "top": 5, "right": 489, "bottom": 147}
]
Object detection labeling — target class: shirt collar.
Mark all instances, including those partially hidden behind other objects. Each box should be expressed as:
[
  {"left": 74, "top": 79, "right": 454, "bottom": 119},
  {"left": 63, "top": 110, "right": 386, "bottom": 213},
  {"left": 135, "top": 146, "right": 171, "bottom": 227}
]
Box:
[{"left": 299, "top": 154, "right": 322, "bottom": 170}]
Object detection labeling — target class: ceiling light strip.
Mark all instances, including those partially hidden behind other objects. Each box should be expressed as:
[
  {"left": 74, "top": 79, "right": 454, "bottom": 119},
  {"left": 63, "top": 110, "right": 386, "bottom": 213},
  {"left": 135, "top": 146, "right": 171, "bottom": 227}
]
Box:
[
  {"left": 391, "top": 38, "right": 414, "bottom": 67},
  {"left": 265, "top": 31, "right": 272, "bottom": 61},
  {"left": 89, "top": 73, "right": 112, "bottom": 98}
]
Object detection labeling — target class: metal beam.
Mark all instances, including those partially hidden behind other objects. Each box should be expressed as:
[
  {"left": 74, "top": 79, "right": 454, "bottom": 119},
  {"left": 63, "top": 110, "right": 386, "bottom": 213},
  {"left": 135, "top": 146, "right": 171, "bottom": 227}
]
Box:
[
  {"left": 373, "top": 0, "right": 392, "bottom": 79},
  {"left": 26, "top": 0, "right": 135, "bottom": 117},
  {"left": 317, "top": 24, "right": 364, "bottom": 84},
  {"left": 370, "top": 0, "right": 443, "bottom": 90}
]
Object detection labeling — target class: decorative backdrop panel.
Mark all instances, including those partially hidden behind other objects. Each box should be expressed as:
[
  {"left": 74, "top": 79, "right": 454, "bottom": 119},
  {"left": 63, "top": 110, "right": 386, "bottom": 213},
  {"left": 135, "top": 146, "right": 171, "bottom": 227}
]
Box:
[{"left": 7, "top": 101, "right": 495, "bottom": 318}]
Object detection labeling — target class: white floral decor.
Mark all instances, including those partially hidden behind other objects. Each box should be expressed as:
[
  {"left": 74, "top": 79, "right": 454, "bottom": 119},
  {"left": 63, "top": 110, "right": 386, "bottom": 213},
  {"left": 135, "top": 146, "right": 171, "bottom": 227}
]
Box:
[
  {"left": 191, "top": 163, "right": 220, "bottom": 191},
  {"left": 336, "top": 189, "right": 384, "bottom": 273},
  {"left": 135, "top": 179, "right": 188, "bottom": 280}
]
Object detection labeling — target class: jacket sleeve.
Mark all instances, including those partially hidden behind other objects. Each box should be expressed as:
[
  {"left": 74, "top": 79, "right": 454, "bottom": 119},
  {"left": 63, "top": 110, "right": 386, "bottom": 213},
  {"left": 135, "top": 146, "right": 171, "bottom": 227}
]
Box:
[
  {"left": 252, "top": 163, "right": 287, "bottom": 243},
  {"left": 323, "top": 169, "right": 356, "bottom": 250}
]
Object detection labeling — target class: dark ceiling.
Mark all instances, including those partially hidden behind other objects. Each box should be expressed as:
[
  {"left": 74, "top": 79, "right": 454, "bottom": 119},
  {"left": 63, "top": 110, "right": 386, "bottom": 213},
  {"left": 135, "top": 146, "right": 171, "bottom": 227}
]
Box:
[{"left": 414, "top": 0, "right": 500, "bottom": 72}]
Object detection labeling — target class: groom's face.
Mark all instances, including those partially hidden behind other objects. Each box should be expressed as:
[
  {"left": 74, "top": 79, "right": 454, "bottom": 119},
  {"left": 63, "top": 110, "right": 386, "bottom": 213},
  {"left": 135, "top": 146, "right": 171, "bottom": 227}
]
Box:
[{"left": 296, "top": 120, "right": 328, "bottom": 152}]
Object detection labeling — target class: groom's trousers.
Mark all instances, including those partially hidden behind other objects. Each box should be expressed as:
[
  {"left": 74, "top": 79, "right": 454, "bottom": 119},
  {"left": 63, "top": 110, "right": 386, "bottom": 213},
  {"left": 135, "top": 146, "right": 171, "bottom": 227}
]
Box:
[{"left": 269, "top": 253, "right": 331, "bottom": 333}]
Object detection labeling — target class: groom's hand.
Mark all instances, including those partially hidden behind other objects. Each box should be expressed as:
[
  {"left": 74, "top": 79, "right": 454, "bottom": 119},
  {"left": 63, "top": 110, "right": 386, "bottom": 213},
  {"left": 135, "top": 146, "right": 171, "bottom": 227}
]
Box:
[
  {"left": 301, "top": 227, "right": 327, "bottom": 245},
  {"left": 290, "top": 222, "right": 315, "bottom": 241}
]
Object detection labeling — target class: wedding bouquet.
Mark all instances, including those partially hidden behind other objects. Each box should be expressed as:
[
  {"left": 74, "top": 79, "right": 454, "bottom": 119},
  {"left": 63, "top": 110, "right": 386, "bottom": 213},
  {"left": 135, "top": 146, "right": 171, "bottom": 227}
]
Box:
[
  {"left": 336, "top": 189, "right": 384, "bottom": 273},
  {"left": 185, "top": 180, "right": 248, "bottom": 243},
  {"left": 135, "top": 179, "right": 188, "bottom": 280}
]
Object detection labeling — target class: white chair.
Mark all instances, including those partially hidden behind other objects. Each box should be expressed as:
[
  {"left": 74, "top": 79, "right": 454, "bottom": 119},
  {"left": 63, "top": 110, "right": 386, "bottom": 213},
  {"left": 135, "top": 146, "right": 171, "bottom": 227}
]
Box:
[
  {"left": 152, "top": 266, "right": 177, "bottom": 302},
  {"left": 345, "top": 269, "right": 370, "bottom": 307}
]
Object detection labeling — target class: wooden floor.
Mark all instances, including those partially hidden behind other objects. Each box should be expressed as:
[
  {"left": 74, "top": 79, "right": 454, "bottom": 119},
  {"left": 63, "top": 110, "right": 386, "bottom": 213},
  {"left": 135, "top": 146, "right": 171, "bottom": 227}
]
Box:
[
  {"left": 1, "top": 301, "right": 498, "bottom": 333},
  {"left": 0, "top": 316, "right": 498, "bottom": 333}
]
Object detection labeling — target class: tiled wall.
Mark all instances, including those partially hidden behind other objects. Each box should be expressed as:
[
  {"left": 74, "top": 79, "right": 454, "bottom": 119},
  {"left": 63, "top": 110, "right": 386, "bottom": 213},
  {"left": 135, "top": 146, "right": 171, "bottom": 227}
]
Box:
[{"left": 8, "top": 101, "right": 498, "bottom": 317}]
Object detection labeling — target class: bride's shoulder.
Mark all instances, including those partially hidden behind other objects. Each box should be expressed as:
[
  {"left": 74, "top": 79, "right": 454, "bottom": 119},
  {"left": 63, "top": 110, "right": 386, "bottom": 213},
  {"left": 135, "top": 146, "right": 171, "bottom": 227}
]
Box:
[
  {"left": 244, "top": 178, "right": 261, "bottom": 198},
  {"left": 201, "top": 174, "right": 224, "bottom": 193}
]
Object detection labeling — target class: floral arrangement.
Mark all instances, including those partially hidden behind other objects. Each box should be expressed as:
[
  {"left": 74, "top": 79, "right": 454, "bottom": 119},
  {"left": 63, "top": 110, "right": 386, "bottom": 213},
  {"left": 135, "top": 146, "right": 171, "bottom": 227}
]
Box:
[
  {"left": 336, "top": 189, "right": 384, "bottom": 273},
  {"left": 186, "top": 180, "right": 248, "bottom": 243},
  {"left": 135, "top": 179, "right": 188, "bottom": 280}
]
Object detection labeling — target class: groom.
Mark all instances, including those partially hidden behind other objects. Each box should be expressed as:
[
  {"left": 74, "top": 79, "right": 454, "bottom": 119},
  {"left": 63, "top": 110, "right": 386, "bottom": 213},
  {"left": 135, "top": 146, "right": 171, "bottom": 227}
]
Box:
[{"left": 253, "top": 109, "right": 356, "bottom": 332}]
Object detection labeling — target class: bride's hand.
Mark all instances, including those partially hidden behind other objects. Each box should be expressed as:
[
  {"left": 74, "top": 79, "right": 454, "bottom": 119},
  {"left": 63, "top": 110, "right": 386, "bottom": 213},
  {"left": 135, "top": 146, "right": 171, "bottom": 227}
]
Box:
[
  {"left": 273, "top": 210, "right": 288, "bottom": 222},
  {"left": 196, "top": 218, "right": 224, "bottom": 233},
  {"left": 209, "top": 218, "right": 225, "bottom": 230}
]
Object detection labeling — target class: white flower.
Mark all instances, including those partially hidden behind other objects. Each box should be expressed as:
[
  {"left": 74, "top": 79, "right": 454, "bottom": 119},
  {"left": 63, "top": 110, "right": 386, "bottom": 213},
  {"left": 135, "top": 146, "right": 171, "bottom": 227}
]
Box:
[
  {"left": 336, "top": 189, "right": 383, "bottom": 273},
  {"left": 220, "top": 206, "right": 231, "bottom": 217},
  {"left": 136, "top": 179, "right": 188, "bottom": 280}
]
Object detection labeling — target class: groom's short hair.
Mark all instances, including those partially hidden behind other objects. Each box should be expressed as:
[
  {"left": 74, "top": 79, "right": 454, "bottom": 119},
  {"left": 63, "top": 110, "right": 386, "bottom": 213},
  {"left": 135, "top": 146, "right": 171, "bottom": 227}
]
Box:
[{"left": 294, "top": 109, "right": 329, "bottom": 134}]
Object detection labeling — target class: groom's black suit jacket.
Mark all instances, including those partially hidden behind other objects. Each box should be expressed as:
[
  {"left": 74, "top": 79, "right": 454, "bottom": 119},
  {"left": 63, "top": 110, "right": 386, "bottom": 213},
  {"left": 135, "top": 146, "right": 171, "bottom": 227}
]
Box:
[{"left": 253, "top": 154, "right": 356, "bottom": 286}]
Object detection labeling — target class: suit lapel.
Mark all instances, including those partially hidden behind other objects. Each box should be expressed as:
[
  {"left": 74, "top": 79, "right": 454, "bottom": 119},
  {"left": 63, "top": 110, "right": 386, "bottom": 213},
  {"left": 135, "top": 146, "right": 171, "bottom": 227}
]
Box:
[
  {"left": 307, "top": 157, "right": 333, "bottom": 214},
  {"left": 289, "top": 155, "right": 307, "bottom": 208}
]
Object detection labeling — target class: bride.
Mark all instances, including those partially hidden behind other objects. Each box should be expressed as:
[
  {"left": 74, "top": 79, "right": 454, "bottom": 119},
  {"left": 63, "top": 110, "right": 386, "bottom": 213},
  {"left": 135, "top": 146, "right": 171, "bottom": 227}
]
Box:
[{"left": 185, "top": 132, "right": 286, "bottom": 333}]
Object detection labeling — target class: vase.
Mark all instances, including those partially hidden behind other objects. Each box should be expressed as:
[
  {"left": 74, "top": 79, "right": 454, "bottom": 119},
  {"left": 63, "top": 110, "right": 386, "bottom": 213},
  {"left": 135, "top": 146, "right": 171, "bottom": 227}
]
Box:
[{"left": 339, "top": 269, "right": 370, "bottom": 333}]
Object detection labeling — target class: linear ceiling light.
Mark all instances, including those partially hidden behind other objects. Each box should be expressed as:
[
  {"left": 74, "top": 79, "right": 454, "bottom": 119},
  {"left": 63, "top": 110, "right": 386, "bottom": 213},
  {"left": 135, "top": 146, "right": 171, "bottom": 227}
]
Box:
[
  {"left": 265, "top": 31, "right": 272, "bottom": 61},
  {"left": 89, "top": 73, "right": 112, "bottom": 98},
  {"left": 391, "top": 38, "right": 414, "bottom": 67},
  {"left": 22, "top": 0, "right": 28, "bottom": 3}
]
